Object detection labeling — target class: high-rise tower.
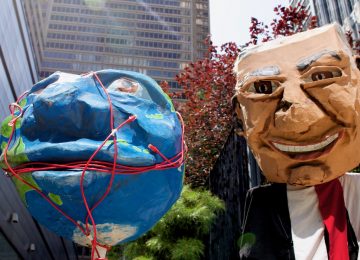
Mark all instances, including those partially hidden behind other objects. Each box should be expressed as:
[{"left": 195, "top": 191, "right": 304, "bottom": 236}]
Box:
[
  {"left": 23, "top": 0, "right": 210, "bottom": 92},
  {"left": 290, "top": 0, "right": 359, "bottom": 40}
]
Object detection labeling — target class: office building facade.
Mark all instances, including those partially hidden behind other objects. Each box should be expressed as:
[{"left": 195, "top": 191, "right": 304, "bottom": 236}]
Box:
[
  {"left": 23, "top": 0, "right": 210, "bottom": 91},
  {"left": 0, "top": 0, "right": 78, "bottom": 259},
  {"left": 0, "top": 0, "right": 38, "bottom": 120},
  {"left": 290, "top": 0, "right": 360, "bottom": 39}
]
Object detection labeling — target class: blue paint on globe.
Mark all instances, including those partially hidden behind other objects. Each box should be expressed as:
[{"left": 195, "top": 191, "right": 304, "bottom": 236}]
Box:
[{"left": 0, "top": 70, "right": 184, "bottom": 246}]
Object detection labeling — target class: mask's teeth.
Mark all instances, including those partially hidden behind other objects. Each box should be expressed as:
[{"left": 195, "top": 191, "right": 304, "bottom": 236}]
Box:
[{"left": 272, "top": 133, "right": 339, "bottom": 153}]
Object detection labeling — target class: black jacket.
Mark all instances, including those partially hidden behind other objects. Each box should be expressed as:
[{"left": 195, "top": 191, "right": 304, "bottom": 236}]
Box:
[{"left": 239, "top": 183, "right": 359, "bottom": 260}]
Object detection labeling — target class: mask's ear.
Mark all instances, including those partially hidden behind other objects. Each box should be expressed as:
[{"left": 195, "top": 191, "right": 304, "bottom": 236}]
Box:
[
  {"left": 232, "top": 96, "right": 245, "bottom": 137},
  {"left": 355, "top": 55, "right": 360, "bottom": 71}
]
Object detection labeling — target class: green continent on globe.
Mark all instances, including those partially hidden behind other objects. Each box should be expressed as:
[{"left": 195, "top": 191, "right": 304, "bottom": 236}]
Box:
[
  {"left": 0, "top": 137, "right": 29, "bottom": 168},
  {"left": 12, "top": 172, "right": 41, "bottom": 206},
  {"left": 48, "top": 192, "right": 63, "bottom": 206},
  {"left": 145, "top": 114, "right": 164, "bottom": 119},
  {"left": 0, "top": 116, "right": 22, "bottom": 139}
]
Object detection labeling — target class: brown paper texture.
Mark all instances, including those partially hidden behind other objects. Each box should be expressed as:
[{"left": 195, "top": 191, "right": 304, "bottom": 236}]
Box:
[{"left": 234, "top": 24, "right": 360, "bottom": 186}]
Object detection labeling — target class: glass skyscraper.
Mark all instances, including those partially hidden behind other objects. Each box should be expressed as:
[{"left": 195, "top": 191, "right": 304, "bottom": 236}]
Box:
[
  {"left": 290, "top": 0, "right": 359, "bottom": 40},
  {"left": 22, "top": 0, "right": 210, "bottom": 91}
]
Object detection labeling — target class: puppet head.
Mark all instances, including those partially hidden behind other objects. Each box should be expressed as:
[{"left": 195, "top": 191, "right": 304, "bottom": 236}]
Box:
[{"left": 233, "top": 24, "right": 360, "bottom": 186}]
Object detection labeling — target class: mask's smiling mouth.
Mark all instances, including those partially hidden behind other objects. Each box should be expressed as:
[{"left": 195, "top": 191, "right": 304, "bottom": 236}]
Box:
[{"left": 270, "top": 131, "right": 342, "bottom": 160}]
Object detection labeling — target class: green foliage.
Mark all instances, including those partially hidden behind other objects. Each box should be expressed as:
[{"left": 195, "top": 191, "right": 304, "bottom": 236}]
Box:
[
  {"left": 171, "top": 238, "right": 204, "bottom": 260},
  {"left": 352, "top": 166, "right": 360, "bottom": 173},
  {"left": 133, "top": 256, "right": 155, "bottom": 260},
  {"left": 109, "top": 185, "right": 224, "bottom": 259},
  {"left": 238, "top": 232, "right": 256, "bottom": 249},
  {"left": 107, "top": 246, "right": 124, "bottom": 260}
]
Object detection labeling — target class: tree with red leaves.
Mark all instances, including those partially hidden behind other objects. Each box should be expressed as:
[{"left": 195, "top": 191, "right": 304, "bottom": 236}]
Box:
[
  {"left": 346, "top": 30, "right": 360, "bottom": 55},
  {"left": 162, "top": 4, "right": 316, "bottom": 187},
  {"left": 163, "top": 40, "right": 240, "bottom": 187},
  {"left": 249, "top": 4, "right": 317, "bottom": 45}
]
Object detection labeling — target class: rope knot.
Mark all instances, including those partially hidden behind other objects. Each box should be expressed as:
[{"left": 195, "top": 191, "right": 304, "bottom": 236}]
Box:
[
  {"left": 8, "top": 103, "right": 23, "bottom": 126},
  {"left": 110, "top": 129, "right": 117, "bottom": 136},
  {"left": 6, "top": 91, "right": 29, "bottom": 127}
]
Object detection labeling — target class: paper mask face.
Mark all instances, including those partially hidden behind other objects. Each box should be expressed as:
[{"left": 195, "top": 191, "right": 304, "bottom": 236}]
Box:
[{"left": 234, "top": 24, "right": 360, "bottom": 186}]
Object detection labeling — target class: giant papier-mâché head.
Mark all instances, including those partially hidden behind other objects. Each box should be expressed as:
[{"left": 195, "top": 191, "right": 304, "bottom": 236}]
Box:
[{"left": 233, "top": 24, "right": 360, "bottom": 186}]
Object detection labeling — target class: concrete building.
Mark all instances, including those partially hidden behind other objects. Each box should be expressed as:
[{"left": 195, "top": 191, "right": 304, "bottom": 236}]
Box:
[
  {"left": 0, "top": 0, "right": 78, "bottom": 259},
  {"left": 290, "top": 0, "right": 360, "bottom": 39},
  {"left": 22, "top": 0, "right": 210, "bottom": 92}
]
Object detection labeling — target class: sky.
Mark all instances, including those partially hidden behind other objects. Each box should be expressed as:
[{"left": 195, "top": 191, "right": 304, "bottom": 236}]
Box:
[{"left": 209, "top": 0, "right": 290, "bottom": 47}]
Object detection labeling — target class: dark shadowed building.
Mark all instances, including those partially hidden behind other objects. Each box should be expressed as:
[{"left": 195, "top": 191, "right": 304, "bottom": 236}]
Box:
[{"left": 0, "top": 0, "right": 78, "bottom": 258}]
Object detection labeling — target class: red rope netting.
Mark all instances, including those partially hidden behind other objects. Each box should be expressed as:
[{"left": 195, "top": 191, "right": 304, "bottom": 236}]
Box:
[{"left": 1, "top": 72, "right": 185, "bottom": 260}]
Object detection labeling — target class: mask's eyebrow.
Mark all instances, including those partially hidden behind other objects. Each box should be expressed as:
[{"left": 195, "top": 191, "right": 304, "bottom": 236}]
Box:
[
  {"left": 296, "top": 50, "right": 341, "bottom": 72},
  {"left": 249, "top": 66, "right": 281, "bottom": 77},
  {"left": 239, "top": 66, "right": 281, "bottom": 88}
]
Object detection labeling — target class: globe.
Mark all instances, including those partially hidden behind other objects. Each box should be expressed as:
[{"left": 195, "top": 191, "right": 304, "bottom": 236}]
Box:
[{"left": 0, "top": 70, "right": 184, "bottom": 249}]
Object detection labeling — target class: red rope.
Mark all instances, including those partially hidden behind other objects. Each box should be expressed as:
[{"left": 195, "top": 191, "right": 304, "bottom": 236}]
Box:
[{"left": 1, "top": 72, "right": 185, "bottom": 260}]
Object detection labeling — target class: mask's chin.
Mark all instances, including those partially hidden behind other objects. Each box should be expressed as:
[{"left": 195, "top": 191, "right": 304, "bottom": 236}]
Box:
[{"left": 287, "top": 164, "right": 330, "bottom": 186}]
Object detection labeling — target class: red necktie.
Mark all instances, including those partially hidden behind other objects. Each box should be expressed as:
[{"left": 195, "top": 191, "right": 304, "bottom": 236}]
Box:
[{"left": 315, "top": 179, "right": 349, "bottom": 260}]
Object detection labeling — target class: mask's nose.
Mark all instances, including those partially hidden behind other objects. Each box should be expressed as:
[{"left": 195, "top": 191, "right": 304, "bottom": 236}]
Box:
[{"left": 274, "top": 85, "right": 327, "bottom": 134}]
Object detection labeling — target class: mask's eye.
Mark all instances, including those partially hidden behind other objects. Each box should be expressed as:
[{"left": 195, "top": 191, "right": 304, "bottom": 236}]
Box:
[
  {"left": 247, "top": 80, "right": 278, "bottom": 94},
  {"left": 303, "top": 67, "right": 342, "bottom": 84},
  {"left": 108, "top": 78, "right": 139, "bottom": 93},
  {"left": 311, "top": 70, "right": 342, "bottom": 81}
]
